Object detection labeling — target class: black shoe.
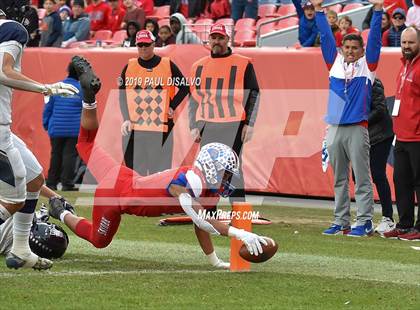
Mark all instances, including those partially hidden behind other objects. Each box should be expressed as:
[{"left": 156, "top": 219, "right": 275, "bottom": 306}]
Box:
[
  {"left": 61, "top": 185, "right": 78, "bottom": 191},
  {"left": 71, "top": 56, "right": 101, "bottom": 103},
  {"left": 46, "top": 184, "right": 57, "bottom": 190},
  {"left": 48, "top": 196, "right": 76, "bottom": 220}
]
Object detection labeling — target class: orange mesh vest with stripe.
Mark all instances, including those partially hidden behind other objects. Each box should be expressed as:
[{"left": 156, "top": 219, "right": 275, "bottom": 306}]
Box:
[
  {"left": 190, "top": 54, "right": 250, "bottom": 123},
  {"left": 125, "top": 57, "right": 175, "bottom": 132}
]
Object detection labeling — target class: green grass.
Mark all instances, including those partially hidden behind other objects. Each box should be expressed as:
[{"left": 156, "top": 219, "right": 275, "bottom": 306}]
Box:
[{"left": 1, "top": 192, "right": 419, "bottom": 309}]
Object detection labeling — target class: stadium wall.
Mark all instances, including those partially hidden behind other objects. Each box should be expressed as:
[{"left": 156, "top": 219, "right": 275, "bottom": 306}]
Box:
[{"left": 13, "top": 46, "right": 402, "bottom": 199}]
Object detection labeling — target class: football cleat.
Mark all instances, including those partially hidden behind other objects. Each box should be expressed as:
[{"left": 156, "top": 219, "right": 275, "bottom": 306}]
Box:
[
  {"left": 347, "top": 220, "right": 374, "bottom": 237},
  {"left": 48, "top": 196, "right": 76, "bottom": 220},
  {"left": 71, "top": 55, "right": 101, "bottom": 102},
  {"left": 5, "top": 252, "right": 53, "bottom": 270}
]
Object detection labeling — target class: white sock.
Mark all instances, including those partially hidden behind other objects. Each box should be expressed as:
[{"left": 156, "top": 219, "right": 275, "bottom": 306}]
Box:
[
  {"left": 11, "top": 191, "right": 39, "bottom": 257},
  {"left": 0, "top": 204, "right": 12, "bottom": 225}
]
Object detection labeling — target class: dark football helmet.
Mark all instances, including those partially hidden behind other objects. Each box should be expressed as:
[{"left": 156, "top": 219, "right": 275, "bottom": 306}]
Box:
[
  {"left": 0, "top": 0, "right": 30, "bottom": 22},
  {"left": 29, "top": 221, "right": 69, "bottom": 259}
]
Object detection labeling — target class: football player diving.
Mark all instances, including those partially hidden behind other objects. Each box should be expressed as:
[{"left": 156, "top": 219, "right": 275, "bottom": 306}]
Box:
[
  {"left": 0, "top": 0, "right": 78, "bottom": 270},
  {"left": 48, "top": 56, "right": 274, "bottom": 269}
]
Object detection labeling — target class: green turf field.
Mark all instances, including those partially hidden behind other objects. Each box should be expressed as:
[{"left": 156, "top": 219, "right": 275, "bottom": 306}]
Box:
[{"left": 1, "top": 192, "right": 419, "bottom": 309}]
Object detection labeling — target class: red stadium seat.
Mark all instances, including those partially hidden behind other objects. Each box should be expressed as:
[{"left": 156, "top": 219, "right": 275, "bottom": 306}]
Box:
[
  {"left": 233, "top": 30, "right": 256, "bottom": 47},
  {"left": 147, "top": 5, "right": 170, "bottom": 20},
  {"left": 275, "top": 16, "right": 299, "bottom": 30},
  {"left": 276, "top": 4, "right": 296, "bottom": 16},
  {"left": 258, "top": 4, "right": 277, "bottom": 17},
  {"left": 234, "top": 18, "right": 256, "bottom": 31},
  {"left": 361, "top": 29, "right": 369, "bottom": 44},
  {"left": 259, "top": 23, "right": 276, "bottom": 35},
  {"left": 216, "top": 18, "right": 234, "bottom": 26},
  {"left": 255, "top": 17, "right": 276, "bottom": 31},
  {"left": 327, "top": 4, "right": 342, "bottom": 13},
  {"left": 158, "top": 18, "right": 170, "bottom": 28},
  {"left": 193, "top": 19, "right": 213, "bottom": 34},
  {"left": 93, "top": 30, "right": 113, "bottom": 41},
  {"left": 342, "top": 3, "right": 364, "bottom": 12},
  {"left": 112, "top": 30, "right": 127, "bottom": 42}
]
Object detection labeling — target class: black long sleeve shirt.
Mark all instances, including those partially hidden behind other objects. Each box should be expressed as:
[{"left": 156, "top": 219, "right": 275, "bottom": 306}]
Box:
[
  {"left": 119, "top": 55, "right": 190, "bottom": 122},
  {"left": 188, "top": 48, "right": 260, "bottom": 130}
]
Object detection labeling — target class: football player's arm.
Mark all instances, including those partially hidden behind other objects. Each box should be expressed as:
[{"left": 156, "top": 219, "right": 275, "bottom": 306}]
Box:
[
  {"left": 168, "top": 184, "right": 268, "bottom": 256},
  {"left": 0, "top": 52, "right": 78, "bottom": 96}
]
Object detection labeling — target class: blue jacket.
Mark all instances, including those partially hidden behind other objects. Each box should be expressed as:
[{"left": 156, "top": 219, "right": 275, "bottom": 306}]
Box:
[
  {"left": 292, "top": 0, "right": 319, "bottom": 47},
  {"left": 316, "top": 10, "right": 382, "bottom": 125},
  {"left": 43, "top": 78, "right": 83, "bottom": 137}
]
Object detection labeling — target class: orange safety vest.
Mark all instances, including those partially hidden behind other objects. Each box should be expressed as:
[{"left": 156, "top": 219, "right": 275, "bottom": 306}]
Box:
[
  {"left": 190, "top": 54, "right": 250, "bottom": 123},
  {"left": 125, "top": 57, "right": 175, "bottom": 132}
]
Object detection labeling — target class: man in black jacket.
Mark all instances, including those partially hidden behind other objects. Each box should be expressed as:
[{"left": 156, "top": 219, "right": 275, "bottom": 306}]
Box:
[{"left": 368, "top": 78, "right": 395, "bottom": 235}]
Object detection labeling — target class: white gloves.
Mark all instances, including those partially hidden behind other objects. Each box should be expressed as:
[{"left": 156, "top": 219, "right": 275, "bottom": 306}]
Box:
[
  {"left": 207, "top": 252, "right": 230, "bottom": 269},
  {"left": 43, "top": 82, "right": 79, "bottom": 97},
  {"left": 228, "top": 227, "right": 269, "bottom": 256}
]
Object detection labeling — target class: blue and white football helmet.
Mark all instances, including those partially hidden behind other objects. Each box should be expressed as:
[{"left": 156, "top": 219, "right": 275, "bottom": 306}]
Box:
[{"left": 194, "top": 143, "right": 240, "bottom": 197}]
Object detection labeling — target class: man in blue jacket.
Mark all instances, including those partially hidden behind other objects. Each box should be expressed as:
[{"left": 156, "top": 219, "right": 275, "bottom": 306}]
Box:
[
  {"left": 291, "top": 0, "right": 319, "bottom": 47},
  {"left": 312, "top": 0, "right": 384, "bottom": 237},
  {"left": 43, "top": 62, "right": 83, "bottom": 191}
]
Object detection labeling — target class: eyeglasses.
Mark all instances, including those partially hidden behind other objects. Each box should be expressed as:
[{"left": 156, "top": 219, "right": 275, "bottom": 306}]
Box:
[
  {"left": 137, "top": 42, "right": 153, "bottom": 47},
  {"left": 393, "top": 15, "right": 405, "bottom": 20}
]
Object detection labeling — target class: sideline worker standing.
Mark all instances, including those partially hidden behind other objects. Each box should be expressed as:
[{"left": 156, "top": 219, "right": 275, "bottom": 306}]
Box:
[
  {"left": 119, "top": 30, "right": 189, "bottom": 175},
  {"left": 384, "top": 27, "right": 420, "bottom": 241},
  {"left": 189, "top": 24, "right": 260, "bottom": 201}
]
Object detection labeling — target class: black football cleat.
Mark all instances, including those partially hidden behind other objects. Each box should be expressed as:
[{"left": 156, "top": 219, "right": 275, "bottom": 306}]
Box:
[{"left": 71, "top": 56, "right": 101, "bottom": 102}]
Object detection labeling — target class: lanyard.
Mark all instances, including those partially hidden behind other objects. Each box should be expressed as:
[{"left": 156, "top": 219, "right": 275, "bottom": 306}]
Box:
[
  {"left": 343, "top": 62, "right": 356, "bottom": 95},
  {"left": 398, "top": 55, "right": 419, "bottom": 97}
]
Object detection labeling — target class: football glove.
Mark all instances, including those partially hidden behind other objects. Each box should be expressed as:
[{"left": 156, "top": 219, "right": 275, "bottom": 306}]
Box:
[{"left": 43, "top": 82, "right": 79, "bottom": 97}]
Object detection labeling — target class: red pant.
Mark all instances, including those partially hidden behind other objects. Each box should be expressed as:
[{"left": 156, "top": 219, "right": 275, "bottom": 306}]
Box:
[{"left": 75, "top": 127, "right": 137, "bottom": 248}]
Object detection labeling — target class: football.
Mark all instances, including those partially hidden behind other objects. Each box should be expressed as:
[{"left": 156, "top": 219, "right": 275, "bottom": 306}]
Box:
[{"left": 239, "top": 238, "right": 278, "bottom": 263}]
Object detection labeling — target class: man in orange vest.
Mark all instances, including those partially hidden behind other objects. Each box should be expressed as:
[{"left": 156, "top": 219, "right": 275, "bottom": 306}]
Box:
[
  {"left": 189, "top": 24, "right": 260, "bottom": 201},
  {"left": 119, "top": 30, "right": 189, "bottom": 175}
]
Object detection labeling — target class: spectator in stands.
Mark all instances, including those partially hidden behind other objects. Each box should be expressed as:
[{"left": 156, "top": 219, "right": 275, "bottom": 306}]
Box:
[
  {"left": 292, "top": 0, "right": 319, "bottom": 47},
  {"left": 24, "top": 2, "right": 41, "bottom": 47},
  {"left": 406, "top": 0, "right": 420, "bottom": 28},
  {"left": 61, "top": 0, "right": 91, "bottom": 48},
  {"left": 384, "top": 27, "right": 420, "bottom": 241},
  {"left": 137, "top": 0, "right": 154, "bottom": 16},
  {"left": 85, "top": 0, "right": 111, "bottom": 34},
  {"left": 58, "top": 5, "right": 71, "bottom": 22},
  {"left": 121, "top": 0, "right": 145, "bottom": 29},
  {"left": 40, "top": 0, "right": 63, "bottom": 47},
  {"left": 210, "top": 0, "right": 231, "bottom": 20},
  {"left": 367, "top": 78, "right": 395, "bottom": 235},
  {"left": 145, "top": 18, "right": 159, "bottom": 37},
  {"left": 155, "top": 24, "right": 176, "bottom": 46},
  {"left": 231, "top": 0, "right": 258, "bottom": 22},
  {"left": 122, "top": 20, "right": 141, "bottom": 46},
  {"left": 313, "top": 0, "right": 383, "bottom": 237},
  {"left": 170, "top": 13, "right": 202, "bottom": 44},
  {"left": 315, "top": 10, "right": 339, "bottom": 46},
  {"left": 363, "top": 8, "right": 391, "bottom": 33},
  {"left": 119, "top": 30, "right": 189, "bottom": 175},
  {"left": 43, "top": 61, "right": 83, "bottom": 191},
  {"left": 335, "top": 16, "right": 359, "bottom": 47},
  {"left": 382, "top": 8, "right": 407, "bottom": 47},
  {"left": 108, "top": 0, "right": 126, "bottom": 33}
]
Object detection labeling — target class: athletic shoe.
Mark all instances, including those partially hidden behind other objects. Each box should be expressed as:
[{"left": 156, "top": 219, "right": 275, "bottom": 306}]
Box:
[
  {"left": 398, "top": 230, "right": 420, "bottom": 241},
  {"left": 375, "top": 217, "right": 396, "bottom": 235},
  {"left": 347, "top": 220, "right": 374, "bottom": 237},
  {"left": 48, "top": 196, "right": 76, "bottom": 220},
  {"left": 322, "top": 224, "right": 351, "bottom": 235},
  {"left": 5, "top": 252, "right": 53, "bottom": 270},
  {"left": 382, "top": 228, "right": 411, "bottom": 239},
  {"left": 71, "top": 55, "right": 101, "bottom": 102}
]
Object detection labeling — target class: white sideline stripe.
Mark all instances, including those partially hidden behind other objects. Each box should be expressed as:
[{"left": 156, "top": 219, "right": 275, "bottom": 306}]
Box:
[{"left": 0, "top": 269, "right": 227, "bottom": 278}]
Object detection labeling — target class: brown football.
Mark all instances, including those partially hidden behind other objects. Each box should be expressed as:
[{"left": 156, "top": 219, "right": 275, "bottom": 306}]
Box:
[{"left": 239, "top": 238, "right": 278, "bottom": 263}]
